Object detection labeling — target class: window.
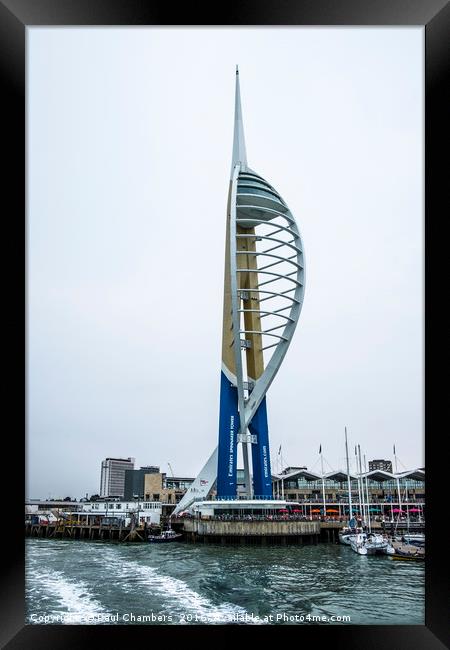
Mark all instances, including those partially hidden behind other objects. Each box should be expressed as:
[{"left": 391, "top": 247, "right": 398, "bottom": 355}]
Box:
[
  {"left": 237, "top": 179, "right": 272, "bottom": 192},
  {"left": 237, "top": 186, "right": 285, "bottom": 204},
  {"left": 238, "top": 172, "right": 266, "bottom": 184}
]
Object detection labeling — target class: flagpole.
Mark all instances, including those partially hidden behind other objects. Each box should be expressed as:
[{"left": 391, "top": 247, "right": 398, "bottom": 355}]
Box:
[
  {"left": 279, "top": 445, "right": 284, "bottom": 500},
  {"left": 320, "top": 444, "right": 326, "bottom": 521},
  {"left": 276, "top": 446, "right": 281, "bottom": 499}
]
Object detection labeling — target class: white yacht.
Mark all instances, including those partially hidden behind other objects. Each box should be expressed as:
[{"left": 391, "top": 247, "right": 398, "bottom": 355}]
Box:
[
  {"left": 350, "top": 532, "right": 369, "bottom": 555},
  {"left": 350, "top": 532, "right": 393, "bottom": 556}
]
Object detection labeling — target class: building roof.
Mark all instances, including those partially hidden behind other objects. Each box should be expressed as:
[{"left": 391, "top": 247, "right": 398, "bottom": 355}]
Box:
[
  {"left": 271, "top": 467, "right": 425, "bottom": 484},
  {"left": 323, "top": 470, "right": 357, "bottom": 482},
  {"left": 365, "top": 469, "right": 395, "bottom": 482},
  {"left": 279, "top": 466, "right": 308, "bottom": 475},
  {"left": 396, "top": 469, "right": 425, "bottom": 481},
  {"left": 273, "top": 469, "right": 321, "bottom": 482}
]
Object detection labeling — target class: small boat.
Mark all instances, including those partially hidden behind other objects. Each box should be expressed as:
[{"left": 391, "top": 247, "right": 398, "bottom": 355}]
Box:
[
  {"left": 402, "top": 533, "right": 425, "bottom": 547},
  {"left": 148, "top": 528, "right": 182, "bottom": 543},
  {"left": 389, "top": 542, "right": 425, "bottom": 561}
]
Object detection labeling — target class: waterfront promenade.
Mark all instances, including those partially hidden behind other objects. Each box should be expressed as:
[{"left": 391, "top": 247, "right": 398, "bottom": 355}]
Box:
[{"left": 25, "top": 516, "right": 424, "bottom": 545}]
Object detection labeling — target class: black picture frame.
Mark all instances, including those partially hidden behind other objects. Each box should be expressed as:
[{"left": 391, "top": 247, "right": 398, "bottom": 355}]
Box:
[{"left": 1, "top": 1, "right": 448, "bottom": 648}]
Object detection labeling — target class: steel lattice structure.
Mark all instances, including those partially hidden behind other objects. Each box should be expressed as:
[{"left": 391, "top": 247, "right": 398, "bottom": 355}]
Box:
[{"left": 173, "top": 69, "right": 305, "bottom": 514}]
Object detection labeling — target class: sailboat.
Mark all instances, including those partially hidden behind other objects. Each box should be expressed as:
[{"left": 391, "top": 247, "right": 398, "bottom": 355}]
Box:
[
  {"left": 339, "top": 428, "right": 364, "bottom": 545},
  {"left": 349, "top": 531, "right": 368, "bottom": 555},
  {"left": 348, "top": 446, "right": 393, "bottom": 556},
  {"left": 350, "top": 531, "right": 393, "bottom": 556}
]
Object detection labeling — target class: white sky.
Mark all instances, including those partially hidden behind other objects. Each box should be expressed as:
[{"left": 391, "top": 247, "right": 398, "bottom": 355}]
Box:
[{"left": 27, "top": 27, "right": 423, "bottom": 499}]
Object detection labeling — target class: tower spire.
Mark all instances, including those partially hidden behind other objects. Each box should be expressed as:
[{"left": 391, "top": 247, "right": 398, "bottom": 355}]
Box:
[{"left": 231, "top": 65, "right": 247, "bottom": 176}]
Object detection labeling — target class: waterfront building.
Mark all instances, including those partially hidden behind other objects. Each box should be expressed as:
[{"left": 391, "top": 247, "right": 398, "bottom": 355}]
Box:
[
  {"left": 25, "top": 498, "right": 162, "bottom": 526},
  {"left": 124, "top": 465, "right": 160, "bottom": 500},
  {"left": 100, "top": 457, "right": 135, "bottom": 498},
  {"left": 173, "top": 68, "right": 305, "bottom": 515},
  {"left": 144, "top": 472, "right": 194, "bottom": 505},
  {"left": 75, "top": 500, "right": 161, "bottom": 526},
  {"left": 271, "top": 467, "right": 425, "bottom": 519},
  {"left": 369, "top": 459, "right": 393, "bottom": 473}
]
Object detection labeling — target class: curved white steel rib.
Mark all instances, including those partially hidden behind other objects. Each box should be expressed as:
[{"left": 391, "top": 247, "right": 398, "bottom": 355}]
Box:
[{"left": 229, "top": 166, "right": 306, "bottom": 434}]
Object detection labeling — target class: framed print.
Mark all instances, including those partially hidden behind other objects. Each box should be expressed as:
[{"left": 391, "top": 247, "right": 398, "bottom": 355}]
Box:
[{"left": 1, "top": 1, "right": 448, "bottom": 648}]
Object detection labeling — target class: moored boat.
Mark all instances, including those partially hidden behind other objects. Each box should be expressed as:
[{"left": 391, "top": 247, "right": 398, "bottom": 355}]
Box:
[
  {"left": 402, "top": 533, "right": 425, "bottom": 547},
  {"left": 148, "top": 529, "right": 182, "bottom": 543},
  {"left": 339, "top": 527, "right": 364, "bottom": 545},
  {"left": 364, "top": 533, "right": 391, "bottom": 555},
  {"left": 350, "top": 532, "right": 368, "bottom": 555},
  {"left": 389, "top": 541, "right": 425, "bottom": 561},
  {"left": 350, "top": 532, "right": 393, "bottom": 556}
]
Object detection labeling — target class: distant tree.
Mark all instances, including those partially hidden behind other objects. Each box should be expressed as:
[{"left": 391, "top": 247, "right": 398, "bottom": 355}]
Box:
[
  {"left": 90, "top": 494, "right": 100, "bottom": 502},
  {"left": 63, "top": 496, "right": 72, "bottom": 501}
]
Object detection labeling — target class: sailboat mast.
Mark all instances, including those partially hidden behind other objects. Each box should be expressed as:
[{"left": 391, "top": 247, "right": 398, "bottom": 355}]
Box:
[
  {"left": 320, "top": 445, "right": 326, "bottom": 520},
  {"left": 394, "top": 444, "right": 402, "bottom": 523},
  {"left": 344, "top": 427, "right": 353, "bottom": 521},
  {"left": 355, "top": 445, "right": 363, "bottom": 525},
  {"left": 357, "top": 445, "right": 366, "bottom": 527},
  {"left": 406, "top": 485, "right": 410, "bottom": 532},
  {"left": 363, "top": 454, "right": 371, "bottom": 534}
]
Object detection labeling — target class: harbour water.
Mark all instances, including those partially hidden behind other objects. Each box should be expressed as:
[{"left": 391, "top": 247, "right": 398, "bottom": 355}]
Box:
[{"left": 26, "top": 538, "right": 424, "bottom": 625}]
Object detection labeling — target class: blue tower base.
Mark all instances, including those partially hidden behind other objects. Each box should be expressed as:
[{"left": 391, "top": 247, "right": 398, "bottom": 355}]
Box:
[
  {"left": 216, "top": 371, "right": 239, "bottom": 497},
  {"left": 249, "top": 397, "right": 272, "bottom": 498},
  {"left": 217, "top": 372, "right": 273, "bottom": 499}
]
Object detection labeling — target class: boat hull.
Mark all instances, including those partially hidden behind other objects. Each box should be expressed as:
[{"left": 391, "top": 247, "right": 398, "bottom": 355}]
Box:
[
  {"left": 390, "top": 553, "right": 425, "bottom": 561},
  {"left": 389, "top": 542, "right": 425, "bottom": 561},
  {"left": 148, "top": 532, "right": 183, "bottom": 543},
  {"left": 365, "top": 544, "right": 389, "bottom": 555}
]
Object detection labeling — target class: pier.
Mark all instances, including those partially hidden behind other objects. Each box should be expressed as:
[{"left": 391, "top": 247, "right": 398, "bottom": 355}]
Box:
[
  {"left": 25, "top": 521, "right": 150, "bottom": 543},
  {"left": 25, "top": 517, "right": 424, "bottom": 545},
  {"left": 177, "top": 518, "right": 320, "bottom": 545}
]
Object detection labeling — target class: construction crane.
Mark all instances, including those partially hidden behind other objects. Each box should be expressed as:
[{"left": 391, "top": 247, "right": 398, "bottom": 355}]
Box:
[{"left": 167, "top": 463, "right": 175, "bottom": 478}]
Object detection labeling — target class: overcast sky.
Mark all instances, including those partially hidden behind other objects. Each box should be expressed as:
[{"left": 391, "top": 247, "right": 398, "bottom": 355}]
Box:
[{"left": 27, "top": 27, "right": 423, "bottom": 499}]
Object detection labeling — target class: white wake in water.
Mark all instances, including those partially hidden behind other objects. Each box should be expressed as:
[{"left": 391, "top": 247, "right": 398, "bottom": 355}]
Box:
[
  {"left": 27, "top": 569, "right": 107, "bottom": 623},
  {"left": 102, "top": 549, "right": 263, "bottom": 624}
]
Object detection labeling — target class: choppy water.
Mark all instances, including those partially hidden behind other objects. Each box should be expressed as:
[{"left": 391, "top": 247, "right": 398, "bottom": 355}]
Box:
[{"left": 26, "top": 539, "right": 424, "bottom": 625}]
